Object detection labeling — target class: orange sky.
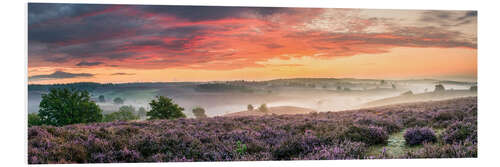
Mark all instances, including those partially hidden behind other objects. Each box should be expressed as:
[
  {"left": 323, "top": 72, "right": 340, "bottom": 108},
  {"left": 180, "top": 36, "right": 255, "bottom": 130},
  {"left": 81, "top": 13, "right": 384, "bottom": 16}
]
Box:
[{"left": 28, "top": 4, "right": 477, "bottom": 84}]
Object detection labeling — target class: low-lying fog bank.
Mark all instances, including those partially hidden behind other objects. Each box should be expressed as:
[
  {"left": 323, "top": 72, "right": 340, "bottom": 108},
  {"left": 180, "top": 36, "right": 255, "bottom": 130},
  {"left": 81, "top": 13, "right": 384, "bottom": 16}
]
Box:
[{"left": 28, "top": 78, "right": 477, "bottom": 117}]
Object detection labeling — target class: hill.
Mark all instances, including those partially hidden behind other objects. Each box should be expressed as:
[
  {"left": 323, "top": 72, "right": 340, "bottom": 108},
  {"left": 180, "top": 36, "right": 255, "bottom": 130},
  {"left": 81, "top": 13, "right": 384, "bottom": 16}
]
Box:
[
  {"left": 224, "top": 106, "right": 317, "bottom": 117},
  {"left": 28, "top": 97, "right": 477, "bottom": 163},
  {"left": 362, "top": 90, "right": 477, "bottom": 108}
]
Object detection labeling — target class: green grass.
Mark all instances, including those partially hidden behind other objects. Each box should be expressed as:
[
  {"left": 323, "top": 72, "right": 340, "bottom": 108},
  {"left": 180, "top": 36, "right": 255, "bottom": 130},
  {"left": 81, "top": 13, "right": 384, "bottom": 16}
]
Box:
[{"left": 366, "top": 128, "right": 445, "bottom": 158}]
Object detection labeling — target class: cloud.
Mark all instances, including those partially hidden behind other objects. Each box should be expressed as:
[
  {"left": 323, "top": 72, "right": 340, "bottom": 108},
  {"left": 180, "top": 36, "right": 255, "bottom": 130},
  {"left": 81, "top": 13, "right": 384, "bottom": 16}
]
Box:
[
  {"left": 419, "top": 10, "right": 477, "bottom": 27},
  {"left": 76, "top": 61, "right": 104, "bottom": 66},
  {"left": 28, "top": 71, "right": 94, "bottom": 81},
  {"left": 111, "top": 72, "right": 135, "bottom": 76},
  {"left": 28, "top": 4, "right": 477, "bottom": 71}
]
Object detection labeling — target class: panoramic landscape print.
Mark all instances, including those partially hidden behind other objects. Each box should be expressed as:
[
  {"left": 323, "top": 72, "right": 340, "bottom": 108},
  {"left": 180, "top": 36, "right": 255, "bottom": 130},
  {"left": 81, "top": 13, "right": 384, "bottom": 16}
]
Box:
[{"left": 27, "top": 3, "right": 477, "bottom": 164}]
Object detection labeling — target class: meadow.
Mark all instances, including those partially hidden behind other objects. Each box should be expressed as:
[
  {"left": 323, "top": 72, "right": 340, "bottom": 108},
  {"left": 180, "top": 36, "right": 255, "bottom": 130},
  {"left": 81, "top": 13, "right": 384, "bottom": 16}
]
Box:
[{"left": 28, "top": 97, "right": 477, "bottom": 163}]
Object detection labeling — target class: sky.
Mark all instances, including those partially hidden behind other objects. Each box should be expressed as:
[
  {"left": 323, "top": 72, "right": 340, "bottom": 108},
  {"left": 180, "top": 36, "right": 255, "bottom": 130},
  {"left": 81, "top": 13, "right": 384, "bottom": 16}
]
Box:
[{"left": 28, "top": 3, "right": 477, "bottom": 84}]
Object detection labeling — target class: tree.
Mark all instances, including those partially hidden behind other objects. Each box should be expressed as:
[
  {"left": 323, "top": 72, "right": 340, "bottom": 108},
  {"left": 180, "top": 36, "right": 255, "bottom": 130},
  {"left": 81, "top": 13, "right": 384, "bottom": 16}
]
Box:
[
  {"left": 98, "top": 95, "right": 106, "bottom": 103},
  {"left": 147, "top": 96, "right": 185, "bottom": 120},
  {"left": 28, "top": 113, "right": 42, "bottom": 127},
  {"left": 247, "top": 104, "right": 254, "bottom": 111},
  {"left": 192, "top": 107, "right": 207, "bottom": 118},
  {"left": 102, "top": 106, "right": 139, "bottom": 122},
  {"left": 470, "top": 85, "right": 477, "bottom": 91},
  {"left": 113, "top": 97, "right": 124, "bottom": 105},
  {"left": 258, "top": 104, "right": 269, "bottom": 113},
  {"left": 380, "top": 80, "right": 386, "bottom": 85},
  {"left": 137, "top": 107, "right": 147, "bottom": 118},
  {"left": 392, "top": 84, "right": 396, "bottom": 89},
  {"left": 38, "top": 88, "right": 103, "bottom": 126},
  {"left": 434, "top": 84, "right": 445, "bottom": 92},
  {"left": 118, "top": 105, "right": 136, "bottom": 114}
]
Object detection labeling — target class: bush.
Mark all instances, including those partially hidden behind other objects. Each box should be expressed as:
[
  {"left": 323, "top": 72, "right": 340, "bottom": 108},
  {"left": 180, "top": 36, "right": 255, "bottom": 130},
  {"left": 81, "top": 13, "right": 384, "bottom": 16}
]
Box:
[
  {"left": 341, "top": 125, "right": 388, "bottom": 146},
  {"left": 441, "top": 121, "right": 477, "bottom": 144},
  {"left": 38, "top": 88, "right": 103, "bottom": 126},
  {"left": 273, "top": 135, "right": 321, "bottom": 160},
  {"left": 247, "top": 104, "right": 254, "bottom": 111},
  {"left": 147, "top": 96, "right": 185, "bottom": 120},
  {"left": 28, "top": 113, "right": 42, "bottom": 127},
  {"left": 402, "top": 141, "right": 477, "bottom": 158},
  {"left": 258, "top": 104, "right": 269, "bottom": 113},
  {"left": 299, "top": 141, "right": 366, "bottom": 160},
  {"left": 434, "top": 84, "right": 445, "bottom": 92},
  {"left": 404, "top": 127, "right": 437, "bottom": 146},
  {"left": 192, "top": 107, "right": 207, "bottom": 118},
  {"left": 113, "top": 97, "right": 124, "bottom": 105},
  {"left": 103, "top": 107, "right": 139, "bottom": 122}
]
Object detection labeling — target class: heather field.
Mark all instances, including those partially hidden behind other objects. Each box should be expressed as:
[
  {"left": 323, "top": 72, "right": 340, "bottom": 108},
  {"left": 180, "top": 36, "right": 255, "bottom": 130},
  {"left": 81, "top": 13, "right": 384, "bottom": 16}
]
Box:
[{"left": 28, "top": 97, "right": 477, "bottom": 163}]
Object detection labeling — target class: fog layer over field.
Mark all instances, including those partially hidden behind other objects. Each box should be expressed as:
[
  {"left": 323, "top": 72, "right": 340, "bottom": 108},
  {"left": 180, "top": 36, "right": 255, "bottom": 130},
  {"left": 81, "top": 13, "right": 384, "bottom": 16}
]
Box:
[{"left": 28, "top": 78, "right": 477, "bottom": 117}]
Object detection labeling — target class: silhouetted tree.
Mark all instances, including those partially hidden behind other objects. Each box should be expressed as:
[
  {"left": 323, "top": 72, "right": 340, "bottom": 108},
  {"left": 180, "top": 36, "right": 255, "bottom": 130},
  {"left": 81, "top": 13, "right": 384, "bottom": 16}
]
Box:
[
  {"left": 192, "top": 107, "right": 207, "bottom": 118},
  {"left": 38, "top": 88, "right": 103, "bottom": 126},
  {"left": 113, "top": 97, "right": 124, "bottom": 105},
  {"left": 98, "top": 95, "right": 106, "bottom": 103},
  {"left": 434, "top": 84, "right": 445, "bottom": 92},
  {"left": 137, "top": 107, "right": 147, "bottom": 118},
  {"left": 147, "top": 96, "right": 185, "bottom": 120},
  {"left": 380, "top": 80, "right": 386, "bottom": 85}
]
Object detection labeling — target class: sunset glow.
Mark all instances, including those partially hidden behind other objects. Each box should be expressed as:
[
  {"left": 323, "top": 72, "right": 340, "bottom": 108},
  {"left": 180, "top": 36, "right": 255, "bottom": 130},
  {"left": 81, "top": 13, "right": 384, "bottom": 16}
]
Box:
[{"left": 28, "top": 4, "right": 477, "bottom": 84}]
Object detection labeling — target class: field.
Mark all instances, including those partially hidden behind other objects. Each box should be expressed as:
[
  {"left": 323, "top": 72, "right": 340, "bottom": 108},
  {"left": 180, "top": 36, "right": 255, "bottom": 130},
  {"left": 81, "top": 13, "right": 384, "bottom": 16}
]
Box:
[{"left": 28, "top": 97, "right": 477, "bottom": 163}]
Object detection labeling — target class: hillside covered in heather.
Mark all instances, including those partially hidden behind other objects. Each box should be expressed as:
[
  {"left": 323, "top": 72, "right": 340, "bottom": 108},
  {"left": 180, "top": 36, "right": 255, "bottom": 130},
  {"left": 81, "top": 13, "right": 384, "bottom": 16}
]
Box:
[{"left": 28, "top": 97, "right": 477, "bottom": 163}]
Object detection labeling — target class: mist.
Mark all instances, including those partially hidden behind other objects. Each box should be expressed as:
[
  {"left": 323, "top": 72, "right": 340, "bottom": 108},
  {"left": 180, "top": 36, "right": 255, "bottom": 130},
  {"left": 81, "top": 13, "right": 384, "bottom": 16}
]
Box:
[{"left": 28, "top": 78, "right": 477, "bottom": 117}]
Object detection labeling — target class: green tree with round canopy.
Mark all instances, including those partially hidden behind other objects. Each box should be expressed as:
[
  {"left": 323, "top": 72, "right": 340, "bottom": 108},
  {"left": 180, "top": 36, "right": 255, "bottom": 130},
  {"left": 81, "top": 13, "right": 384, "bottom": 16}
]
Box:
[
  {"left": 192, "top": 106, "right": 207, "bottom": 118},
  {"left": 38, "top": 88, "right": 103, "bottom": 126},
  {"left": 147, "top": 96, "right": 185, "bottom": 120}
]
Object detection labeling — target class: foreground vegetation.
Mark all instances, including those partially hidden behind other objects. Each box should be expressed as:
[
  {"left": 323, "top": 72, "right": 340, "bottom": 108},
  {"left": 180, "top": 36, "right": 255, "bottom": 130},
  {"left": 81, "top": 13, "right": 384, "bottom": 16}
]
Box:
[{"left": 28, "top": 97, "right": 477, "bottom": 163}]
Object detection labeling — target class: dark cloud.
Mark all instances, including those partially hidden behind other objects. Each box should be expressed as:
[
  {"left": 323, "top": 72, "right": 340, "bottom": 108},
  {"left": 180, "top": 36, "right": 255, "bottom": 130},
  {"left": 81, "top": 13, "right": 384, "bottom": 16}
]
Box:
[
  {"left": 28, "top": 3, "right": 112, "bottom": 25},
  {"left": 29, "top": 71, "right": 94, "bottom": 81},
  {"left": 419, "top": 10, "right": 477, "bottom": 26},
  {"left": 137, "top": 5, "right": 296, "bottom": 22},
  {"left": 76, "top": 61, "right": 104, "bottom": 66}
]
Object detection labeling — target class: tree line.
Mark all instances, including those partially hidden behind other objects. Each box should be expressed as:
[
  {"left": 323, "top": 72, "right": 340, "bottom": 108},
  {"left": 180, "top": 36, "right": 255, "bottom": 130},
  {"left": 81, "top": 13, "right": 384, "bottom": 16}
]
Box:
[{"left": 28, "top": 88, "right": 207, "bottom": 127}]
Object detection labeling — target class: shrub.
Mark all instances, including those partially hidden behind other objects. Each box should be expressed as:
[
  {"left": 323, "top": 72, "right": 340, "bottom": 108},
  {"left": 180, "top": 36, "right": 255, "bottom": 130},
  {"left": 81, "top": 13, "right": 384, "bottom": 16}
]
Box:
[
  {"left": 404, "top": 127, "right": 437, "bottom": 146},
  {"left": 355, "top": 117, "right": 402, "bottom": 134},
  {"left": 273, "top": 135, "right": 321, "bottom": 160},
  {"left": 402, "top": 141, "right": 477, "bottom": 158},
  {"left": 441, "top": 121, "right": 477, "bottom": 144},
  {"left": 247, "top": 104, "right": 254, "bottom": 111},
  {"left": 434, "top": 84, "right": 445, "bottom": 92},
  {"left": 299, "top": 141, "right": 366, "bottom": 160},
  {"left": 258, "top": 104, "right": 269, "bottom": 113},
  {"left": 28, "top": 113, "right": 42, "bottom": 127},
  {"left": 433, "top": 110, "right": 455, "bottom": 121},
  {"left": 113, "top": 97, "right": 124, "bottom": 105},
  {"left": 103, "top": 109, "right": 139, "bottom": 122},
  {"left": 192, "top": 107, "right": 207, "bottom": 118},
  {"left": 341, "top": 125, "right": 388, "bottom": 146},
  {"left": 147, "top": 96, "right": 185, "bottom": 120},
  {"left": 38, "top": 88, "right": 103, "bottom": 126}
]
